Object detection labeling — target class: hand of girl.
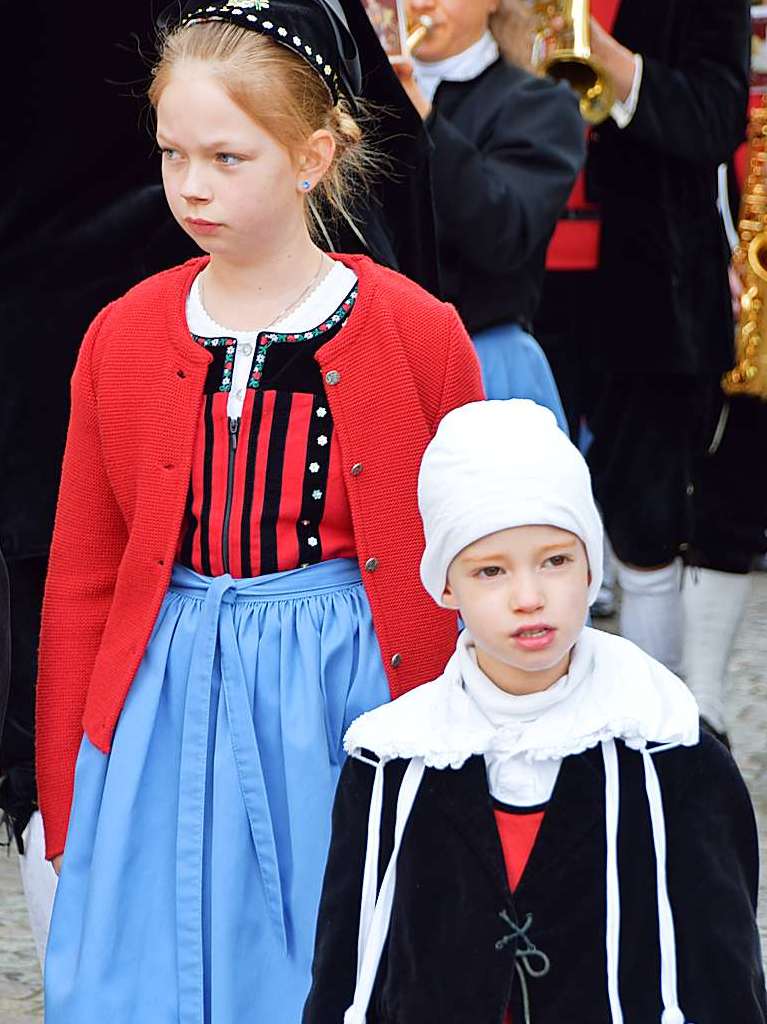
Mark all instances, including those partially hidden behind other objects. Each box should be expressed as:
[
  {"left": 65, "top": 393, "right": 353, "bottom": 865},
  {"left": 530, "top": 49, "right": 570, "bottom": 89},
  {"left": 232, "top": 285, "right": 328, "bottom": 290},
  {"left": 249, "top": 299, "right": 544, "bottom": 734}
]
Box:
[
  {"left": 390, "top": 60, "right": 432, "bottom": 121},
  {"left": 53, "top": 854, "right": 63, "bottom": 876}
]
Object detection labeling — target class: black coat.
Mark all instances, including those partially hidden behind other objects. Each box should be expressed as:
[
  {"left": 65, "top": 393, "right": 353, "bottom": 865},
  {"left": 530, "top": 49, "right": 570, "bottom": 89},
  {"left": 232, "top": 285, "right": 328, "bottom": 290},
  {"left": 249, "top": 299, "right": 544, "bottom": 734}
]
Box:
[
  {"left": 0, "top": 547, "right": 8, "bottom": 744},
  {"left": 304, "top": 734, "right": 766, "bottom": 1023},
  {"left": 428, "top": 60, "right": 585, "bottom": 335},
  {"left": 589, "top": 0, "right": 751, "bottom": 375}
]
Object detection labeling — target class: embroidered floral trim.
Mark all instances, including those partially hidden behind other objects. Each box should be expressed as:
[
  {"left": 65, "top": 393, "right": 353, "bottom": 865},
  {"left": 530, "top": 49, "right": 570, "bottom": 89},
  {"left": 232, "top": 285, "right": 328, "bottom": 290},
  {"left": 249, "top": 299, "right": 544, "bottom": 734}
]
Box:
[
  {"left": 191, "top": 335, "right": 236, "bottom": 392},
  {"left": 248, "top": 286, "right": 358, "bottom": 390}
]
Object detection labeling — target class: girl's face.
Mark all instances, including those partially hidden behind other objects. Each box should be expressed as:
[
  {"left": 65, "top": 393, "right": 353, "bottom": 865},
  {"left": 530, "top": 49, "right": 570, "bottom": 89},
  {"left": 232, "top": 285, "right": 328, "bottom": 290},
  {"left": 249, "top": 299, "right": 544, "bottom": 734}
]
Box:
[
  {"left": 407, "top": 0, "right": 499, "bottom": 62},
  {"left": 156, "top": 67, "right": 307, "bottom": 262},
  {"left": 442, "top": 525, "right": 590, "bottom": 695}
]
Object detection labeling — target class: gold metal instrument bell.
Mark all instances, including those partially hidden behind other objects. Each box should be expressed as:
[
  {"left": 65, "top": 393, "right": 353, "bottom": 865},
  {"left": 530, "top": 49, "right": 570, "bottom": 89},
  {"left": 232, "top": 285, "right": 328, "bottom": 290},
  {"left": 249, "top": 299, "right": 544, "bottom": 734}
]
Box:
[{"left": 532, "top": 0, "right": 614, "bottom": 125}]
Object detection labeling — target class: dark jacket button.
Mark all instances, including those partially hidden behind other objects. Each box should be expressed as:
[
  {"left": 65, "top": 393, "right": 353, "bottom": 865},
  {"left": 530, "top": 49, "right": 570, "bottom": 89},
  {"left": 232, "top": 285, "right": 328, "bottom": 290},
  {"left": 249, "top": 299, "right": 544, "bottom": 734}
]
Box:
[
  {"left": 325, "top": 370, "right": 341, "bottom": 385},
  {"left": 390, "top": 653, "right": 402, "bottom": 668},
  {"left": 351, "top": 463, "right": 363, "bottom": 476},
  {"left": 365, "top": 557, "right": 379, "bottom": 573}
]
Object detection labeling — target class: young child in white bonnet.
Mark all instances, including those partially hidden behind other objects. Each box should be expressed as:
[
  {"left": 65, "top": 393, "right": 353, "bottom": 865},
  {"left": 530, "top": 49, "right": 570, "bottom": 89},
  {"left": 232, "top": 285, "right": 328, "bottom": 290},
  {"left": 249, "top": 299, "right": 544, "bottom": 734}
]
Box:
[{"left": 304, "top": 400, "right": 766, "bottom": 1024}]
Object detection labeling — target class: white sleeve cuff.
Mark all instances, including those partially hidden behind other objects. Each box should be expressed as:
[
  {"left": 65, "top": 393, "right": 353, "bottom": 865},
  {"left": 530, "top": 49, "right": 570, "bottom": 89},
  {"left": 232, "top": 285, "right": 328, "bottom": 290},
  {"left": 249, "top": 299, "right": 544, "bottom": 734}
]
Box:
[{"left": 610, "top": 54, "right": 643, "bottom": 129}]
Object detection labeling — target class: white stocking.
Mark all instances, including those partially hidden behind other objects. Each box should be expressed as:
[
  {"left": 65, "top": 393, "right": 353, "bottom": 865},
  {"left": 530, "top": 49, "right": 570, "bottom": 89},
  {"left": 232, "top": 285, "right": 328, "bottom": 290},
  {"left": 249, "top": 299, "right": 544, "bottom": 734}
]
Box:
[
  {"left": 682, "top": 568, "right": 751, "bottom": 734},
  {"left": 616, "top": 559, "right": 683, "bottom": 674}
]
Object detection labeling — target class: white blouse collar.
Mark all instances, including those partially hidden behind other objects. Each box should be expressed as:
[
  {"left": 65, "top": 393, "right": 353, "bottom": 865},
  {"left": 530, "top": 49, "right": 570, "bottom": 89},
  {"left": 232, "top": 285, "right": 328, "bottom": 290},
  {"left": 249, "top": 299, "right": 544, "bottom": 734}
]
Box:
[{"left": 412, "top": 31, "right": 500, "bottom": 103}]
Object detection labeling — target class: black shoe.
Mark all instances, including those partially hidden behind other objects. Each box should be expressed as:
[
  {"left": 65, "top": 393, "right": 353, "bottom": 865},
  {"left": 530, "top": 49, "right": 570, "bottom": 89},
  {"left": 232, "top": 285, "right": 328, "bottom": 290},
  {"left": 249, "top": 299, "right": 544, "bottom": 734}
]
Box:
[{"left": 699, "top": 716, "right": 731, "bottom": 751}]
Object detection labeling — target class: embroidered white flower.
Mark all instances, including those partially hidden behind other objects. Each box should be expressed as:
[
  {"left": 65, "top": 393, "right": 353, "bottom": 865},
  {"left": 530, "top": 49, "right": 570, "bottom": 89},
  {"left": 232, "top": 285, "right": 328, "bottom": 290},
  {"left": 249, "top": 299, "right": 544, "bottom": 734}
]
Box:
[
  {"left": 316, "top": 407, "right": 327, "bottom": 418},
  {"left": 312, "top": 490, "right": 323, "bottom": 500},
  {"left": 317, "top": 435, "right": 328, "bottom": 447},
  {"left": 309, "top": 462, "right": 320, "bottom": 473},
  {"left": 308, "top": 537, "right": 318, "bottom": 547}
]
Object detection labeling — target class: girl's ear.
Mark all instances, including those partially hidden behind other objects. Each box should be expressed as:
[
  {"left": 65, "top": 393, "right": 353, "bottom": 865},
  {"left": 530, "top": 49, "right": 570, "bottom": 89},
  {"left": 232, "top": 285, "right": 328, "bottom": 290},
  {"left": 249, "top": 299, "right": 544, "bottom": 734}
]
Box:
[{"left": 297, "top": 129, "right": 336, "bottom": 188}]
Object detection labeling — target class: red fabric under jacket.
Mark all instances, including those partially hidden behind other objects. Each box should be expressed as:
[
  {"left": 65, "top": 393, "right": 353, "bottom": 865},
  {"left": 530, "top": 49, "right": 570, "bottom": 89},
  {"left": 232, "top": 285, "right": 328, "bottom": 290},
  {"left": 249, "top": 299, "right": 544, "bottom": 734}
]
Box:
[{"left": 36, "top": 254, "right": 484, "bottom": 860}]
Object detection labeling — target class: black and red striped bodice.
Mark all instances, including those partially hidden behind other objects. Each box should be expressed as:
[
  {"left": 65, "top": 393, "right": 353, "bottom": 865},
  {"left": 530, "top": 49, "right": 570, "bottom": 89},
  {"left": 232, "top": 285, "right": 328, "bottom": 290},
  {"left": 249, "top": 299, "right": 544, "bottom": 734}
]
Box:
[{"left": 178, "top": 287, "right": 358, "bottom": 578}]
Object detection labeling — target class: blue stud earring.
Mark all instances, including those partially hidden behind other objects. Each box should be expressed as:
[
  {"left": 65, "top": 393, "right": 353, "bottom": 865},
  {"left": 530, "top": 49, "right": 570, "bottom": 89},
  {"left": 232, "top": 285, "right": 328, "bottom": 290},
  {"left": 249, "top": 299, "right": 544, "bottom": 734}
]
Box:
[{"left": 300, "top": 179, "right": 312, "bottom": 191}]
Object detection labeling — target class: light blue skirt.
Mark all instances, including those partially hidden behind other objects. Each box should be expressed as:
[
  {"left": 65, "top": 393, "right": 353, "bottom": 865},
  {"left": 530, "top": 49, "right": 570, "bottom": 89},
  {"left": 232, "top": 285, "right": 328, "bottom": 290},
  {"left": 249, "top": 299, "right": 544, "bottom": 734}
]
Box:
[
  {"left": 44, "top": 559, "right": 390, "bottom": 1024},
  {"left": 473, "top": 322, "right": 568, "bottom": 433}
]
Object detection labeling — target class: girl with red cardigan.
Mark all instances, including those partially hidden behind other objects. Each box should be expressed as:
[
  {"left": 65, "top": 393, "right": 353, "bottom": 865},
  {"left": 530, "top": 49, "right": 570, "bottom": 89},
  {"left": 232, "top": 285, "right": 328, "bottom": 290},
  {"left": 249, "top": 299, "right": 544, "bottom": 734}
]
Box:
[{"left": 36, "top": 3, "right": 482, "bottom": 1021}]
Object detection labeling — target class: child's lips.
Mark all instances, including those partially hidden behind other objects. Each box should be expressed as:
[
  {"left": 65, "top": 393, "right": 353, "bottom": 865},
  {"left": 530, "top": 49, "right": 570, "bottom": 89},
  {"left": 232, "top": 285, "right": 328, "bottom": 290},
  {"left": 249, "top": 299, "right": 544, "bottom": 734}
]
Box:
[{"left": 511, "top": 625, "right": 557, "bottom": 651}]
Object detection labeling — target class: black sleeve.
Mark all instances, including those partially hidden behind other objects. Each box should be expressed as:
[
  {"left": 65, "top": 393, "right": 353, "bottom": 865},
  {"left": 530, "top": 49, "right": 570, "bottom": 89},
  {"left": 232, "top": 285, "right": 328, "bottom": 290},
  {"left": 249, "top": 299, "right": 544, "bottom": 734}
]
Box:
[
  {"left": 0, "top": 547, "right": 8, "bottom": 743},
  {"left": 668, "top": 735, "right": 767, "bottom": 1023},
  {"left": 303, "top": 756, "right": 376, "bottom": 1023},
  {"left": 427, "top": 76, "right": 585, "bottom": 276},
  {"left": 623, "top": 0, "right": 750, "bottom": 165}
]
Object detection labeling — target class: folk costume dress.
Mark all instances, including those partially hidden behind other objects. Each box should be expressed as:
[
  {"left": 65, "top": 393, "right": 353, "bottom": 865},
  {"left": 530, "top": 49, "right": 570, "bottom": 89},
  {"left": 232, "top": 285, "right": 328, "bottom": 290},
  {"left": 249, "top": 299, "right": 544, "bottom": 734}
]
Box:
[
  {"left": 305, "top": 628, "right": 767, "bottom": 1024},
  {"left": 39, "top": 254, "right": 482, "bottom": 1024}
]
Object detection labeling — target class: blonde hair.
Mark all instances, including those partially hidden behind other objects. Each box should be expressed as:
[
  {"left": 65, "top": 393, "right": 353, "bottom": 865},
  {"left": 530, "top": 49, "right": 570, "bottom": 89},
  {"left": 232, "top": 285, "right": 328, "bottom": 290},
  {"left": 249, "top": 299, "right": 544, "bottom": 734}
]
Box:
[
  {"left": 490, "top": 0, "right": 536, "bottom": 72},
  {"left": 150, "top": 21, "right": 377, "bottom": 242}
]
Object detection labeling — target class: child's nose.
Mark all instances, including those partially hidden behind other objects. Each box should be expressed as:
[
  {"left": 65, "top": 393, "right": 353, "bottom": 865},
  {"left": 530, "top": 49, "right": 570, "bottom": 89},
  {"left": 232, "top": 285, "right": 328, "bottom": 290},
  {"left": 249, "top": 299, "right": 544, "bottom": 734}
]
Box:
[
  {"left": 180, "top": 167, "right": 212, "bottom": 204},
  {"left": 510, "top": 577, "right": 544, "bottom": 613}
]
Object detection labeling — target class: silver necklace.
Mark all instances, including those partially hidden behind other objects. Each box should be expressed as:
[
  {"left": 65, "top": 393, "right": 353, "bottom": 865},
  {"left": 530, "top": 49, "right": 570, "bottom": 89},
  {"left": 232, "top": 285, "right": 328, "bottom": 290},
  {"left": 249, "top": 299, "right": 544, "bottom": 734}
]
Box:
[{"left": 201, "top": 252, "right": 332, "bottom": 334}]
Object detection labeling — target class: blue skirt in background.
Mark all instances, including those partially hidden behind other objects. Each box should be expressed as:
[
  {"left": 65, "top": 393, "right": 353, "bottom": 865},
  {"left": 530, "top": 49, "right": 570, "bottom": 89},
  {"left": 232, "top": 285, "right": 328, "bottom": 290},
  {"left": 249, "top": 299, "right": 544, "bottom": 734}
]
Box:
[
  {"left": 473, "top": 321, "right": 568, "bottom": 433},
  {"left": 44, "top": 559, "right": 390, "bottom": 1024}
]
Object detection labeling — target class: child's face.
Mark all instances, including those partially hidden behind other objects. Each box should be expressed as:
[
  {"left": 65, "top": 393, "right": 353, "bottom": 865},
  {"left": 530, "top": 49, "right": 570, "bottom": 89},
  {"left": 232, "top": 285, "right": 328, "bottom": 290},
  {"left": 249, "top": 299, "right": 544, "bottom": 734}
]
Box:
[
  {"left": 442, "top": 525, "right": 590, "bottom": 695},
  {"left": 156, "top": 67, "right": 308, "bottom": 261}
]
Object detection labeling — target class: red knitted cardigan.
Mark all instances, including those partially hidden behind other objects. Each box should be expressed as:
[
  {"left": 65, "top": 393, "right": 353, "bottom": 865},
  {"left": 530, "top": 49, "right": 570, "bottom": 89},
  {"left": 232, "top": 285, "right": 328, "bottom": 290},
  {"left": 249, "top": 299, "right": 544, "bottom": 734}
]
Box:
[{"left": 36, "top": 254, "right": 484, "bottom": 859}]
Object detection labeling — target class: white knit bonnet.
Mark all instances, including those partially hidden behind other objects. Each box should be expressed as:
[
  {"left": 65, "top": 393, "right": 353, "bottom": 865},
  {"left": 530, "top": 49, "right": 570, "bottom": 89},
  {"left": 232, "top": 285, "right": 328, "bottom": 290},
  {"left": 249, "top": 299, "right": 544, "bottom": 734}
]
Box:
[{"left": 418, "top": 400, "right": 604, "bottom": 606}]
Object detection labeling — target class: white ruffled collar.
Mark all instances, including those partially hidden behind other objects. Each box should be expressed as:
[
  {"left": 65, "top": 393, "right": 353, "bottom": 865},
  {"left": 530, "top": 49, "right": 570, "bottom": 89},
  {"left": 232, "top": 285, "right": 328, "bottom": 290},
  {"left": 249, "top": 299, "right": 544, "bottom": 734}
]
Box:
[
  {"left": 412, "top": 31, "right": 500, "bottom": 103},
  {"left": 345, "top": 628, "right": 699, "bottom": 769}
]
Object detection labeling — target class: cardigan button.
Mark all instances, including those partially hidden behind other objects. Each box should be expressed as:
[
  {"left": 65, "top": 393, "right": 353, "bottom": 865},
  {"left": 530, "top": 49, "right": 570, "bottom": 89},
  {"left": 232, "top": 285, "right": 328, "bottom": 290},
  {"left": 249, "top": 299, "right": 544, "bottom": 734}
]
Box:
[
  {"left": 390, "top": 653, "right": 402, "bottom": 669},
  {"left": 176, "top": 369, "right": 187, "bottom": 379},
  {"left": 364, "top": 557, "right": 379, "bottom": 573},
  {"left": 325, "top": 370, "right": 341, "bottom": 385},
  {"left": 350, "top": 463, "right": 363, "bottom": 476}
]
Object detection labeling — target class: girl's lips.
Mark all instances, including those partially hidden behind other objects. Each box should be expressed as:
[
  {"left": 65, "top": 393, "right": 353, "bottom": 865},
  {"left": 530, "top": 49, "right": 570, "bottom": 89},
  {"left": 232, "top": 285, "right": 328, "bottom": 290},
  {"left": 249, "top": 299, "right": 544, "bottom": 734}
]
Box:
[
  {"left": 511, "top": 626, "right": 557, "bottom": 652},
  {"left": 186, "top": 218, "right": 222, "bottom": 235}
]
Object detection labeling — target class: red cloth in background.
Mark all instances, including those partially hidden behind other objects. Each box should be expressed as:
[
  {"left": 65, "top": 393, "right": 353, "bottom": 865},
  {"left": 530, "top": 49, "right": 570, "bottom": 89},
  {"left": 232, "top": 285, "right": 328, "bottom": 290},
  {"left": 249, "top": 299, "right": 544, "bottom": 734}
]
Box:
[{"left": 546, "top": 0, "right": 623, "bottom": 270}]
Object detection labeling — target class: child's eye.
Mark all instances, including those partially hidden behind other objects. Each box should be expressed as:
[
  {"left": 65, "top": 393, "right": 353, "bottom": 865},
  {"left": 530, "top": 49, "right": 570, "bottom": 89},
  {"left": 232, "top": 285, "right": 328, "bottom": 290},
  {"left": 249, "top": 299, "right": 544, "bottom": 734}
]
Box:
[
  {"left": 160, "top": 147, "right": 181, "bottom": 161},
  {"left": 544, "top": 554, "right": 572, "bottom": 568},
  {"left": 477, "top": 566, "right": 504, "bottom": 579},
  {"left": 216, "top": 152, "right": 243, "bottom": 166}
]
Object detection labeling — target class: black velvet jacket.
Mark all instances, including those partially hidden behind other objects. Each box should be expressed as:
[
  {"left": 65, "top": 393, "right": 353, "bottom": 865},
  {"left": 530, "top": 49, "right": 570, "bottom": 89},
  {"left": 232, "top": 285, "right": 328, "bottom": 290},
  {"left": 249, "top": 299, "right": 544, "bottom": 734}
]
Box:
[
  {"left": 588, "top": 0, "right": 751, "bottom": 375},
  {"left": 304, "top": 735, "right": 766, "bottom": 1024},
  {"left": 428, "top": 60, "right": 585, "bottom": 335}
]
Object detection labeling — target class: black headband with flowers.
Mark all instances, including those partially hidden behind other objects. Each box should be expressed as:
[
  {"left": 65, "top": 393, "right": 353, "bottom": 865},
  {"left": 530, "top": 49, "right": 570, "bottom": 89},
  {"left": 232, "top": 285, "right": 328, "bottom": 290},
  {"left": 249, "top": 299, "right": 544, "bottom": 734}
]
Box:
[{"left": 177, "top": 0, "right": 362, "bottom": 104}]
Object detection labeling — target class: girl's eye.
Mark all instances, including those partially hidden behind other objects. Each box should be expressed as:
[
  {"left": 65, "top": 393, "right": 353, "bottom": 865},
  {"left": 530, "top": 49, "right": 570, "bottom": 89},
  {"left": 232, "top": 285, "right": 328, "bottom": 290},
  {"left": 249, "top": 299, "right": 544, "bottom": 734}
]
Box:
[
  {"left": 478, "top": 566, "right": 504, "bottom": 579},
  {"left": 544, "top": 554, "right": 572, "bottom": 568},
  {"left": 216, "top": 153, "right": 242, "bottom": 166},
  {"left": 160, "top": 147, "right": 181, "bottom": 161}
]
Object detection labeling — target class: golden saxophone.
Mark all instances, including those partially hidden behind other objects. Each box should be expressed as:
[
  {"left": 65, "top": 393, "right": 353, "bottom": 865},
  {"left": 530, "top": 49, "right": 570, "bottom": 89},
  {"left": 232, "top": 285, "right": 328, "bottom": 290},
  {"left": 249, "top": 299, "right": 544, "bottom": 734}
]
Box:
[
  {"left": 531, "top": 0, "right": 614, "bottom": 124},
  {"left": 723, "top": 99, "right": 767, "bottom": 400}
]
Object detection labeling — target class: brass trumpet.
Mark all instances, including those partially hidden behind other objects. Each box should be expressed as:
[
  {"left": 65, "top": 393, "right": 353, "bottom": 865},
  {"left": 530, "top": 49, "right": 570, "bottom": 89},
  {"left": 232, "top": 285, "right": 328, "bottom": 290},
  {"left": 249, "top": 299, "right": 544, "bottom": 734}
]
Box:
[
  {"left": 722, "top": 101, "right": 767, "bottom": 399},
  {"left": 532, "top": 0, "right": 614, "bottom": 125},
  {"left": 407, "top": 14, "right": 434, "bottom": 53}
]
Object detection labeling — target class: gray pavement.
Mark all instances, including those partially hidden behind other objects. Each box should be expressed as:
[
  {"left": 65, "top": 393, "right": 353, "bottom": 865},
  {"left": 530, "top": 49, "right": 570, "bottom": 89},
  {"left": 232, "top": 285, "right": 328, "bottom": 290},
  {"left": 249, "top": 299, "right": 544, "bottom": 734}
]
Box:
[{"left": 1, "top": 576, "right": 766, "bottom": 1023}]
